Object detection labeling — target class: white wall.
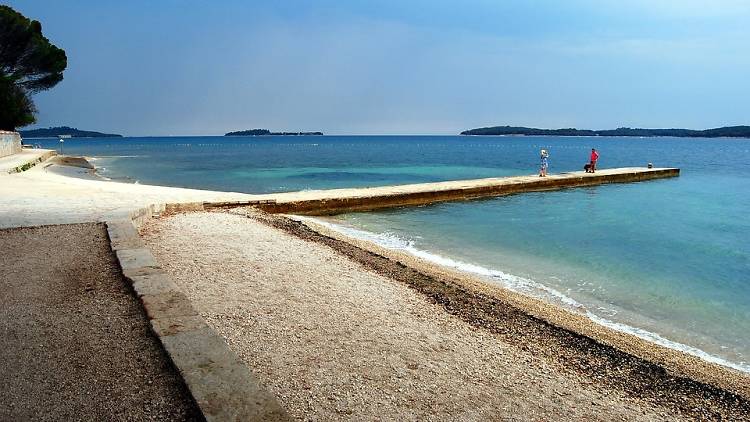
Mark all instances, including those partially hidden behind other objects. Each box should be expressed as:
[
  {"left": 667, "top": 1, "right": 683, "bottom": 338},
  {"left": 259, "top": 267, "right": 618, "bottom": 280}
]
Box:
[{"left": 0, "top": 131, "right": 22, "bottom": 158}]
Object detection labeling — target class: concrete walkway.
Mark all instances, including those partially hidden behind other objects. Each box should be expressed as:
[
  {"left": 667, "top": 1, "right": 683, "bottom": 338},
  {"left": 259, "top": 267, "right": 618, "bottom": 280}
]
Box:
[{"left": 261, "top": 167, "right": 679, "bottom": 214}]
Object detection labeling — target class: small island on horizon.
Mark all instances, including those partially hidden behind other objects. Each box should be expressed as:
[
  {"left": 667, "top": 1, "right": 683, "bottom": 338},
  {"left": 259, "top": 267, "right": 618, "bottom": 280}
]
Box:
[
  {"left": 19, "top": 126, "right": 123, "bottom": 138},
  {"left": 461, "top": 125, "right": 750, "bottom": 138},
  {"left": 225, "top": 129, "right": 323, "bottom": 136}
]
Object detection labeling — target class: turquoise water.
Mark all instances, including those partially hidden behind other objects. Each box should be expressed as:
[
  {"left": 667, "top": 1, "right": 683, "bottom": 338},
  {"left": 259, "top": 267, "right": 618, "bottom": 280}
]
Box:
[{"left": 35, "top": 135, "right": 750, "bottom": 370}]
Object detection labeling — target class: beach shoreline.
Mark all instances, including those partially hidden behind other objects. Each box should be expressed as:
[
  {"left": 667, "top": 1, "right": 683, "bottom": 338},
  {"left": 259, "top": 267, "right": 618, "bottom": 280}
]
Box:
[
  {"left": 8, "top": 156, "right": 745, "bottom": 378},
  {"left": 245, "top": 212, "right": 750, "bottom": 396},
  {"left": 303, "top": 215, "right": 750, "bottom": 374},
  {"left": 142, "top": 208, "right": 750, "bottom": 419},
  {"left": 5, "top": 153, "right": 749, "bottom": 417},
  {"left": 6, "top": 156, "right": 743, "bottom": 374}
]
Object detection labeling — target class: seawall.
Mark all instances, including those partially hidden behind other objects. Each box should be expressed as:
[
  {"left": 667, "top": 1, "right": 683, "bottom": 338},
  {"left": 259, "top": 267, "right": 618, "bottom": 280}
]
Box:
[
  {"left": 0, "top": 131, "right": 22, "bottom": 158},
  {"left": 253, "top": 167, "right": 679, "bottom": 215}
]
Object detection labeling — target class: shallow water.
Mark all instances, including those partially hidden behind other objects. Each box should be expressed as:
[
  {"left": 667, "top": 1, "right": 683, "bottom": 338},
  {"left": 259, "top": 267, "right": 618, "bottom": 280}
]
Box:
[{"left": 35, "top": 135, "right": 750, "bottom": 370}]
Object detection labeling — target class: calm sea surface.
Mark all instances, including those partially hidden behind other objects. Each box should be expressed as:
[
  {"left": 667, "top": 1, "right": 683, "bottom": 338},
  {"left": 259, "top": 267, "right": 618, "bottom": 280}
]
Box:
[{"left": 36, "top": 135, "right": 750, "bottom": 371}]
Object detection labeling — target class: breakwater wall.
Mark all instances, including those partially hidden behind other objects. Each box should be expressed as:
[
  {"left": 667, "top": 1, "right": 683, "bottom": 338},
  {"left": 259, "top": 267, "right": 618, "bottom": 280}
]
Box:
[
  {"left": 258, "top": 167, "right": 679, "bottom": 215},
  {"left": 177, "top": 167, "right": 679, "bottom": 216},
  {"left": 0, "top": 131, "right": 22, "bottom": 158}
]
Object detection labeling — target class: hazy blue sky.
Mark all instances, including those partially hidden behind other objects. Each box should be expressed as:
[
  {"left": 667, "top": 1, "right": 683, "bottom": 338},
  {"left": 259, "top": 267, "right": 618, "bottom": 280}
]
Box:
[{"left": 9, "top": 0, "right": 750, "bottom": 135}]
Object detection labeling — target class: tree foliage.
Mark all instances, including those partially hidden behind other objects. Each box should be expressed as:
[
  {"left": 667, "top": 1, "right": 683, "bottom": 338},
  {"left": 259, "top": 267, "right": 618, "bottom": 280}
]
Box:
[{"left": 0, "top": 5, "right": 66, "bottom": 130}]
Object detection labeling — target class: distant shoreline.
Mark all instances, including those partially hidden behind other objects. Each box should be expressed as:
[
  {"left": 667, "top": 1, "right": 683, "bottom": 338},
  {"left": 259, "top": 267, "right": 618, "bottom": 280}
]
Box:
[
  {"left": 461, "top": 134, "right": 750, "bottom": 139},
  {"left": 225, "top": 129, "right": 323, "bottom": 136},
  {"left": 19, "top": 126, "right": 122, "bottom": 138},
  {"left": 460, "top": 125, "right": 750, "bottom": 138}
]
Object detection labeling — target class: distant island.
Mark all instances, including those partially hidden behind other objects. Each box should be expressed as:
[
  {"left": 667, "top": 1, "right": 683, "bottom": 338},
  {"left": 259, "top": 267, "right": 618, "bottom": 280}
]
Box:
[
  {"left": 19, "top": 126, "right": 122, "bottom": 138},
  {"left": 460, "top": 125, "right": 750, "bottom": 138},
  {"left": 225, "top": 129, "right": 323, "bottom": 136}
]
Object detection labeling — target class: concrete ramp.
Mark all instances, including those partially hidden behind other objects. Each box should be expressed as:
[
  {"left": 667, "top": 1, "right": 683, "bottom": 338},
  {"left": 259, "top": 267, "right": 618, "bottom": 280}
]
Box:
[
  {"left": 0, "top": 149, "right": 56, "bottom": 174},
  {"left": 252, "top": 167, "right": 679, "bottom": 215}
]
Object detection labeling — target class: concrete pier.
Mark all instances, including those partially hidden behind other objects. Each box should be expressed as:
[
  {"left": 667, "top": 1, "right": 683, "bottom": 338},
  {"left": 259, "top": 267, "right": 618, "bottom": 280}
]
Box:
[{"left": 253, "top": 167, "right": 679, "bottom": 215}]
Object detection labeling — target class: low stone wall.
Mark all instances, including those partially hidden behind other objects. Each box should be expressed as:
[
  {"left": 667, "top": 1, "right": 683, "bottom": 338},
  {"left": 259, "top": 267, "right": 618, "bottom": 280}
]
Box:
[
  {"left": 109, "top": 204, "right": 290, "bottom": 421},
  {"left": 0, "top": 131, "right": 22, "bottom": 158}
]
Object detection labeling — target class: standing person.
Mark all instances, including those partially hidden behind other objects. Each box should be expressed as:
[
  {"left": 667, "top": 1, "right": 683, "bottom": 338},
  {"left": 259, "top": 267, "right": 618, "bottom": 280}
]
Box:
[
  {"left": 589, "top": 148, "right": 599, "bottom": 173},
  {"left": 539, "top": 149, "right": 549, "bottom": 177}
]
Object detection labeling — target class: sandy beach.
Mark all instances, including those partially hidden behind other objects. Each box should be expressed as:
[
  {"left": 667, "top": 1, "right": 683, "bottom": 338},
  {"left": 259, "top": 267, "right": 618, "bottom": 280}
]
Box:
[
  {"left": 0, "top": 158, "right": 256, "bottom": 228},
  {"left": 141, "top": 210, "right": 750, "bottom": 420}
]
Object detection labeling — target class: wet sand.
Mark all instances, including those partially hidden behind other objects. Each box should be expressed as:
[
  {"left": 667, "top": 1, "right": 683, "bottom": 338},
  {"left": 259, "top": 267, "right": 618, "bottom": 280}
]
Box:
[
  {"left": 0, "top": 223, "right": 201, "bottom": 421},
  {"left": 141, "top": 210, "right": 750, "bottom": 420}
]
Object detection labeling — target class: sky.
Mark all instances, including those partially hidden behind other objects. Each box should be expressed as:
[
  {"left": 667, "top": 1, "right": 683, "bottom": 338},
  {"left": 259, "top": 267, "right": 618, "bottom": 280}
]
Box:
[{"left": 8, "top": 0, "right": 750, "bottom": 136}]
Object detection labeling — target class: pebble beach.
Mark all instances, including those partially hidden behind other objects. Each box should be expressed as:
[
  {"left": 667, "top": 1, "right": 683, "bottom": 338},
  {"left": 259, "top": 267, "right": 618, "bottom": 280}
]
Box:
[{"left": 141, "top": 210, "right": 750, "bottom": 420}]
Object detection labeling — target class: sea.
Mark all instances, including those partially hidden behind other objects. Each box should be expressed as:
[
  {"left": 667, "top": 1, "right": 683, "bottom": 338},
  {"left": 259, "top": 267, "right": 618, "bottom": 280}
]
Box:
[{"left": 34, "top": 135, "right": 750, "bottom": 372}]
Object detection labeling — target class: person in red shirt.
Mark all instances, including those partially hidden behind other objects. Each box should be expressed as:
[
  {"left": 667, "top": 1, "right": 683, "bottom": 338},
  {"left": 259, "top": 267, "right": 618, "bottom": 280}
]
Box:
[{"left": 589, "top": 148, "right": 599, "bottom": 173}]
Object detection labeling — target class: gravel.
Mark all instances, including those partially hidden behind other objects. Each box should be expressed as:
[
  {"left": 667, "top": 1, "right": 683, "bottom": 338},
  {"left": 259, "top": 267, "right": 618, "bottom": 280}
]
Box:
[
  {"left": 0, "top": 223, "right": 202, "bottom": 421},
  {"left": 142, "top": 211, "right": 694, "bottom": 421}
]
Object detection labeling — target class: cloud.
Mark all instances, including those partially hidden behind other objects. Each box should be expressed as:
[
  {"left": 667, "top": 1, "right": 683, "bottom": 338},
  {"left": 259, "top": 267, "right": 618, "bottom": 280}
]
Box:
[{"left": 17, "top": 0, "right": 750, "bottom": 134}]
